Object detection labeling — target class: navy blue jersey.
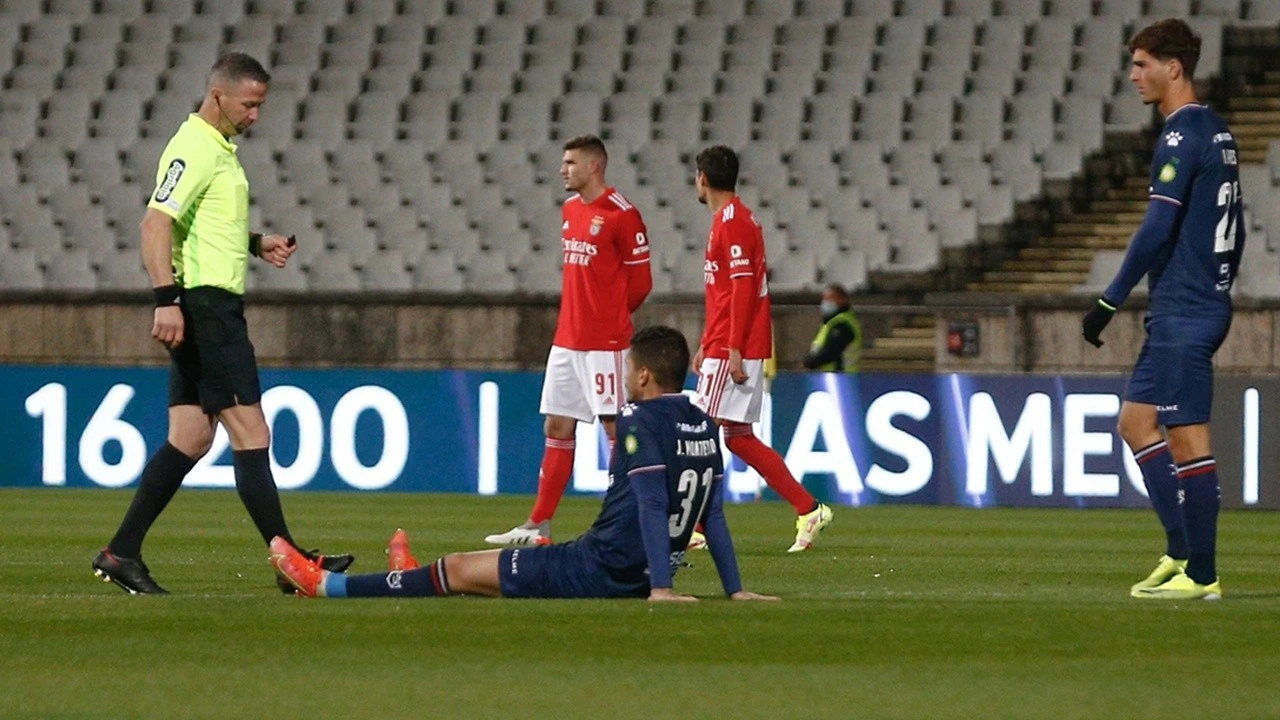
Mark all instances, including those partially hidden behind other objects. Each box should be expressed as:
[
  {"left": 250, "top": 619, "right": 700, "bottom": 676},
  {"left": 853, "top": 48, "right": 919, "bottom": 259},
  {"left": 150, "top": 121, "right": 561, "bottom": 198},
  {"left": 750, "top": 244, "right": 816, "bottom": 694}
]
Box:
[
  {"left": 1143, "top": 104, "right": 1245, "bottom": 317},
  {"left": 577, "top": 394, "right": 725, "bottom": 585}
]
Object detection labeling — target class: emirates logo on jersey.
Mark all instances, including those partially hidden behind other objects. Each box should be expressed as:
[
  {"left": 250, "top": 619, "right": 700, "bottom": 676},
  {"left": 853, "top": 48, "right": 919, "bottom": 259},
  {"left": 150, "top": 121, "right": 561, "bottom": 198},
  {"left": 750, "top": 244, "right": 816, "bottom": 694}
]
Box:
[
  {"left": 703, "top": 258, "right": 719, "bottom": 285},
  {"left": 563, "top": 237, "right": 599, "bottom": 267}
]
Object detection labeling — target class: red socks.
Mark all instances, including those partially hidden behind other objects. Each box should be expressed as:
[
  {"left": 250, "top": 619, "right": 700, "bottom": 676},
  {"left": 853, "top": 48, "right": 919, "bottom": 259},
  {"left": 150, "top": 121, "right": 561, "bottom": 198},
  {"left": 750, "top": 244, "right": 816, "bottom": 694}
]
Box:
[
  {"left": 529, "top": 437, "right": 575, "bottom": 524},
  {"left": 723, "top": 424, "right": 816, "bottom": 514}
]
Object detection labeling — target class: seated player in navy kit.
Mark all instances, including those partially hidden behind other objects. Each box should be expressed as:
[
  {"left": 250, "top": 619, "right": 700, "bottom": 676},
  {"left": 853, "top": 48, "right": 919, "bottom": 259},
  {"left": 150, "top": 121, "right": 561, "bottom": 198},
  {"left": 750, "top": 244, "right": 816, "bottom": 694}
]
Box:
[{"left": 269, "top": 325, "right": 778, "bottom": 603}]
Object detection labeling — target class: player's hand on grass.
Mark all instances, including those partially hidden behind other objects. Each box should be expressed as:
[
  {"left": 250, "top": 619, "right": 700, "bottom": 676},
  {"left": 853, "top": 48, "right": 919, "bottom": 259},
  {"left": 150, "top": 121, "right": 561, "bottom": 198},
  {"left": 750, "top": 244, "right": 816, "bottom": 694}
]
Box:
[
  {"left": 729, "top": 591, "right": 780, "bottom": 602},
  {"left": 649, "top": 588, "right": 699, "bottom": 603},
  {"left": 152, "top": 305, "right": 185, "bottom": 349},
  {"left": 728, "top": 348, "right": 747, "bottom": 384},
  {"left": 259, "top": 233, "right": 298, "bottom": 269},
  {"left": 1081, "top": 298, "right": 1116, "bottom": 348}
]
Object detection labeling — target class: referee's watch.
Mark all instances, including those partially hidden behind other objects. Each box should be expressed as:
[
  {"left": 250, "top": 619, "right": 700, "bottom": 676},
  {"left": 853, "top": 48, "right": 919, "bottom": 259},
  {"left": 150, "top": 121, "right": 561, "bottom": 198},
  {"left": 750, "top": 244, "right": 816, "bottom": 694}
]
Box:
[{"left": 248, "top": 232, "right": 264, "bottom": 257}]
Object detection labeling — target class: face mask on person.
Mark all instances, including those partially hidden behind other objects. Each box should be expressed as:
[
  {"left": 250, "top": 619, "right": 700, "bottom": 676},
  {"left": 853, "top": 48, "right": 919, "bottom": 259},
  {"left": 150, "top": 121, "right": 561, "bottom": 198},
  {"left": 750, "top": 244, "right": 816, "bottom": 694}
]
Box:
[{"left": 820, "top": 300, "right": 840, "bottom": 320}]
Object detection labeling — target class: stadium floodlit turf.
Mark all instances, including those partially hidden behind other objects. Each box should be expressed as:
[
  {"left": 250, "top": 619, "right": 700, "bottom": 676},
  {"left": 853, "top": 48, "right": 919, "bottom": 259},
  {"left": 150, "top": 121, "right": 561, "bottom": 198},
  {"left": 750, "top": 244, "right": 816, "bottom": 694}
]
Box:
[{"left": 3, "top": 488, "right": 1280, "bottom": 720}]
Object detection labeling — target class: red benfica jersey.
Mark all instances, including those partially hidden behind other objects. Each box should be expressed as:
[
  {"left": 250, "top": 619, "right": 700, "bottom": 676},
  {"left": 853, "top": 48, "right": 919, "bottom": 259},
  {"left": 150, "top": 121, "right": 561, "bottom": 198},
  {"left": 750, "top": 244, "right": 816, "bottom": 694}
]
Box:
[
  {"left": 701, "top": 196, "right": 772, "bottom": 359},
  {"left": 553, "top": 187, "right": 650, "bottom": 350}
]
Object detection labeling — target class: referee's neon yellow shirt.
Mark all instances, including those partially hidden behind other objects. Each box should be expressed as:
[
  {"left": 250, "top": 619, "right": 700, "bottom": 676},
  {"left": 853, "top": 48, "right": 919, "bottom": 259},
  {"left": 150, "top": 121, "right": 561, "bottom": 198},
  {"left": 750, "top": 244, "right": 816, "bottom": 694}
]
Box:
[{"left": 147, "top": 113, "right": 251, "bottom": 295}]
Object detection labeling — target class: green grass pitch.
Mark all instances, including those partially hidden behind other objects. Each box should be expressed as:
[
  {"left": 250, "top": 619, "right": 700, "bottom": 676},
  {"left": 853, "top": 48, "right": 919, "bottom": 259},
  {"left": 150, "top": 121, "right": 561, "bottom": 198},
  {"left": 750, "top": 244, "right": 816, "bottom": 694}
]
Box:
[{"left": 3, "top": 488, "right": 1280, "bottom": 720}]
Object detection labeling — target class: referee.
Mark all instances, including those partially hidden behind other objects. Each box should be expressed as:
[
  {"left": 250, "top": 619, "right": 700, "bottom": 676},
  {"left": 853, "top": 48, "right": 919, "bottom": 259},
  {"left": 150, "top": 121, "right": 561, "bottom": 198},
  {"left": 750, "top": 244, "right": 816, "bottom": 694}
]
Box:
[{"left": 92, "top": 53, "right": 352, "bottom": 594}]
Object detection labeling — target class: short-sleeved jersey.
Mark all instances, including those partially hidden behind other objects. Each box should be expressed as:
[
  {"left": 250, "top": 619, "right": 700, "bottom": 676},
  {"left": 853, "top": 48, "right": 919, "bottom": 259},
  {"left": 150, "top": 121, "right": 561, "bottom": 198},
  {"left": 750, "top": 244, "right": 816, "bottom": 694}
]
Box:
[
  {"left": 701, "top": 197, "right": 773, "bottom": 359},
  {"left": 553, "top": 188, "right": 650, "bottom": 351},
  {"left": 147, "top": 114, "right": 251, "bottom": 295},
  {"left": 1144, "top": 103, "right": 1244, "bottom": 318},
  {"left": 577, "top": 394, "right": 724, "bottom": 583}
]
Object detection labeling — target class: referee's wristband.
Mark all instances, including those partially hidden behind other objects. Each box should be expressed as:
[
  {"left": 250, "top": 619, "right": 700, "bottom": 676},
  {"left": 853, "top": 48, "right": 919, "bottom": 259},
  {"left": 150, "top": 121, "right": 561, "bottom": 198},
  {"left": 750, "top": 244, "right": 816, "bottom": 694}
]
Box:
[
  {"left": 153, "top": 284, "right": 181, "bottom": 307},
  {"left": 249, "top": 232, "right": 264, "bottom": 257}
]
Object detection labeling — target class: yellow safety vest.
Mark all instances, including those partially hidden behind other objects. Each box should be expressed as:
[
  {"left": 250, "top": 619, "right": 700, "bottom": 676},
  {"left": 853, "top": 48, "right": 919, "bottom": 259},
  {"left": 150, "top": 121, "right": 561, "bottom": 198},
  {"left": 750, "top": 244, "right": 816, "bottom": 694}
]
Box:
[{"left": 810, "top": 311, "right": 862, "bottom": 373}]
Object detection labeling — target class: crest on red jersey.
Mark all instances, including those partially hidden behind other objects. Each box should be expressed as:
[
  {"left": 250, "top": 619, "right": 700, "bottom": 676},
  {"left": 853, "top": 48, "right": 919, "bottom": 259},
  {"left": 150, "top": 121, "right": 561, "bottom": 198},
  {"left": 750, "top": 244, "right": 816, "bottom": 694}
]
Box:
[{"left": 589, "top": 215, "right": 605, "bottom": 236}]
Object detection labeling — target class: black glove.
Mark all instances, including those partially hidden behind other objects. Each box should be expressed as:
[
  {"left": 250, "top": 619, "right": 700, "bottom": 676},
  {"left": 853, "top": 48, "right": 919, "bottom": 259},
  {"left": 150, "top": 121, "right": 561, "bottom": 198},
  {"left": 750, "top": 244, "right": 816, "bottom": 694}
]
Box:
[{"left": 1082, "top": 299, "right": 1116, "bottom": 348}]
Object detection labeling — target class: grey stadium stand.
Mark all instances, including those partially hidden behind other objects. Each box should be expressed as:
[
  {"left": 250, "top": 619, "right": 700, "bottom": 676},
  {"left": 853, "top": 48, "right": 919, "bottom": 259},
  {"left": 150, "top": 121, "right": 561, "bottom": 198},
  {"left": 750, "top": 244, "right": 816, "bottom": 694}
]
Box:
[{"left": 0, "top": 0, "right": 1274, "bottom": 298}]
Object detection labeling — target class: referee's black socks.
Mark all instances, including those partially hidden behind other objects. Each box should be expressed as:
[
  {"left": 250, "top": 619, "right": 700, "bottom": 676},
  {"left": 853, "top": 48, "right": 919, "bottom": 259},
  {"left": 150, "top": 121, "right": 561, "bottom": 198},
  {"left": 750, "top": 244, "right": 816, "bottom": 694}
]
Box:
[
  {"left": 108, "top": 442, "right": 198, "bottom": 558},
  {"left": 232, "top": 448, "right": 295, "bottom": 548}
]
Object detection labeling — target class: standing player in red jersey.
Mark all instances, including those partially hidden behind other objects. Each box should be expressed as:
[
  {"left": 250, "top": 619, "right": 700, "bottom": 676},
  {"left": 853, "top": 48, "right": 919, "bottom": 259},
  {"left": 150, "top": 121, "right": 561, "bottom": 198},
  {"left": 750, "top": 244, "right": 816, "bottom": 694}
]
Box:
[
  {"left": 485, "top": 135, "right": 653, "bottom": 546},
  {"left": 691, "top": 145, "right": 833, "bottom": 553}
]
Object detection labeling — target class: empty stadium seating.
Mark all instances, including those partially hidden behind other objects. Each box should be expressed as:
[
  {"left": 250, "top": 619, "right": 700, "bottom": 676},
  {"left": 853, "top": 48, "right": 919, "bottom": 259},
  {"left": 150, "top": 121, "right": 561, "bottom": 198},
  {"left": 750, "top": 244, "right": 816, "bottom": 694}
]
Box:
[{"left": 0, "top": 0, "right": 1274, "bottom": 297}]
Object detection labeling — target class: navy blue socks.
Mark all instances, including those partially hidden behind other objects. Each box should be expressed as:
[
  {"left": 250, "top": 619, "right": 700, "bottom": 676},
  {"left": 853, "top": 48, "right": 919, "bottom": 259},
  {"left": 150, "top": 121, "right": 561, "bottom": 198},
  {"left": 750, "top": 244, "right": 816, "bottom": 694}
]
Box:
[
  {"left": 1177, "top": 457, "right": 1220, "bottom": 585},
  {"left": 327, "top": 559, "right": 452, "bottom": 598},
  {"left": 1134, "top": 441, "right": 1188, "bottom": 559}
]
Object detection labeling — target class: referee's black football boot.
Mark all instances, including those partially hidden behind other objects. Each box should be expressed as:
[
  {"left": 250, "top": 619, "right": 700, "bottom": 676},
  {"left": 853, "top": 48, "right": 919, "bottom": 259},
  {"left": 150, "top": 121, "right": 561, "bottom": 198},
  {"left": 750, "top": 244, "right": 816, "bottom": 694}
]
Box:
[
  {"left": 92, "top": 548, "right": 169, "bottom": 595},
  {"left": 274, "top": 547, "right": 354, "bottom": 594}
]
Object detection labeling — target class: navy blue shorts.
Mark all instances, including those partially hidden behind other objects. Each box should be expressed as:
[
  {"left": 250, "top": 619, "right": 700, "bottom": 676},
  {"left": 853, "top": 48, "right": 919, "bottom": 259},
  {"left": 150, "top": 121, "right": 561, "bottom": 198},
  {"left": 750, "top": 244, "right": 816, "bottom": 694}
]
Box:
[
  {"left": 498, "top": 541, "right": 649, "bottom": 599},
  {"left": 1125, "top": 314, "right": 1230, "bottom": 427}
]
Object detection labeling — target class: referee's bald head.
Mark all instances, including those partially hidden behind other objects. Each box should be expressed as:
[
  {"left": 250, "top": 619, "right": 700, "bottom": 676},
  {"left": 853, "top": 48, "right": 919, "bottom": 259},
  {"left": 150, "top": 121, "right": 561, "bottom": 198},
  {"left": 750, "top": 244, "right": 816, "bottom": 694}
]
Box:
[{"left": 209, "top": 52, "right": 271, "bottom": 89}]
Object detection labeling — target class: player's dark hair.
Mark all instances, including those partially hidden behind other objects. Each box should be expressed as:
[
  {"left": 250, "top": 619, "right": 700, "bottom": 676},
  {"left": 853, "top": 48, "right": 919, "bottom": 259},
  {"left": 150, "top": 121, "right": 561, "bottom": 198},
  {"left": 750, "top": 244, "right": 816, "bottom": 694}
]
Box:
[
  {"left": 1129, "top": 19, "right": 1201, "bottom": 79},
  {"left": 210, "top": 52, "right": 271, "bottom": 85},
  {"left": 629, "top": 326, "right": 690, "bottom": 392},
  {"left": 563, "top": 134, "right": 608, "bottom": 163},
  {"left": 696, "top": 145, "right": 739, "bottom": 191}
]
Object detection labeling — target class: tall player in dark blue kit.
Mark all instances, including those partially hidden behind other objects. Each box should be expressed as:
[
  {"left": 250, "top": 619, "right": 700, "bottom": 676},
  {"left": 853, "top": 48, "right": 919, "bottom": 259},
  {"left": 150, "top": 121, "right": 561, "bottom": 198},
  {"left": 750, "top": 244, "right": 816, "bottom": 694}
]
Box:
[
  {"left": 269, "top": 326, "right": 777, "bottom": 603},
  {"left": 1081, "top": 19, "right": 1243, "bottom": 600}
]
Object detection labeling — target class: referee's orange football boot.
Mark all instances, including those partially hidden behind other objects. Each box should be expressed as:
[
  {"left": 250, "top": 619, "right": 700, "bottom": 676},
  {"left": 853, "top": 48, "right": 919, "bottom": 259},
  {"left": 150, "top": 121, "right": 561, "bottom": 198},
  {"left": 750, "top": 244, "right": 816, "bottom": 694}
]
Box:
[{"left": 387, "top": 528, "right": 421, "bottom": 571}]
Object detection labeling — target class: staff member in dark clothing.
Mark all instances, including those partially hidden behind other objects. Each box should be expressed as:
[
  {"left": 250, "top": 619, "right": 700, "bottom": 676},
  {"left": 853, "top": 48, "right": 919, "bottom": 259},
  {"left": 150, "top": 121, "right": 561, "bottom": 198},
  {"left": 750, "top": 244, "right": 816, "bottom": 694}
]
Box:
[
  {"left": 802, "top": 284, "right": 862, "bottom": 373},
  {"left": 91, "top": 52, "right": 352, "bottom": 595}
]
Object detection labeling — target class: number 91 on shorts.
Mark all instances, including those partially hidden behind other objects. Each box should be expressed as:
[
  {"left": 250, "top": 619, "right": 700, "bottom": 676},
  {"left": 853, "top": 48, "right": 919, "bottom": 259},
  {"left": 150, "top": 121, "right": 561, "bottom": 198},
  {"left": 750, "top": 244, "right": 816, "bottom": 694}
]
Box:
[{"left": 538, "top": 346, "right": 628, "bottom": 422}]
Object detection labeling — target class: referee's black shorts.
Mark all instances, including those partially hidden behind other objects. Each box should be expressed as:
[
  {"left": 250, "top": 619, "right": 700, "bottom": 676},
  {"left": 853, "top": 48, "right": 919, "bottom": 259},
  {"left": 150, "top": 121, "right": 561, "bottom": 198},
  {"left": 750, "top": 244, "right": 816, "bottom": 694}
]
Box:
[{"left": 168, "top": 286, "right": 262, "bottom": 414}]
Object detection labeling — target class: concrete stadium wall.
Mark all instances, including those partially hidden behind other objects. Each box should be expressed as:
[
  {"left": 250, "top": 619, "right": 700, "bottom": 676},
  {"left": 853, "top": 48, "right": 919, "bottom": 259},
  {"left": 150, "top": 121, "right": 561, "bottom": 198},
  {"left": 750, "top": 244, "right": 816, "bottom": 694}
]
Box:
[
  {"left": 3, "top": 297, "right": 1279, "bottom": 373},
  {"left": 0, "top": 297, "right": 704, "bottom": 369},
  {"left": 934, "top": 304, "right": 1280, "bottom": 373}
]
